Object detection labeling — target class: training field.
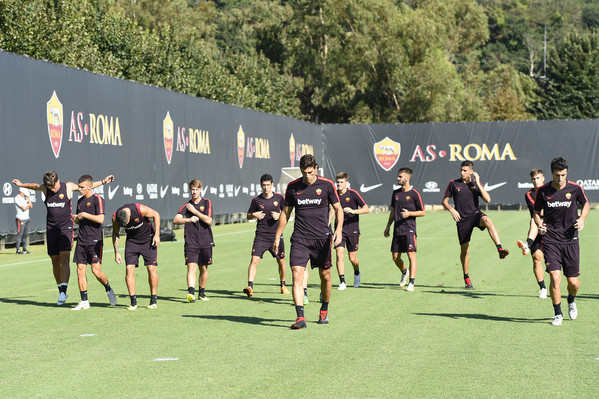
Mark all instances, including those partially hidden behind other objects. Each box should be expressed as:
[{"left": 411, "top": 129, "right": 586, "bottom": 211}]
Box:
[{"left": 1, "top": 210, "right": 598, "bottom": 398}]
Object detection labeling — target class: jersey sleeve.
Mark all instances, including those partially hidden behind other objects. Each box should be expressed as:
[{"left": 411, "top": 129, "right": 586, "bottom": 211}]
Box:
[
  {"left": 533, "top": 190, "right": 545, "bottom": 212},
  {"left": 97, "top": 195, "right": 105, "bottom": 215},
  {"left": 443, "top": 181, "right": 454, "bottom": 199},
  {"left": 284, "top": 185, "right": 295, "bottom": 207},
  {"left": 177, "top": 203, "right": 188, "bottom": 216},
  {"left": 352, "top": 190, "right": 367, "bottom": 208},
  {"left": 525, "top": 191, "right": 535, "bottom": 218},
  {"left": 576, "top": 186, "right": 588, "bottom": 206},
  {"left": 328, "top": 181, "right": 340, "bottom": 205},
  {"left": 247, "top": 197, "right": 259, "bottom": 214},
  {"left": 204, "top": 199, "right": 213, "bottom": 217},
  {"left": 276, "top": 193, "right": 285, "bottom": 211},
  {"left": 413, "top": 189, "right": 424, "bottom": 211}
]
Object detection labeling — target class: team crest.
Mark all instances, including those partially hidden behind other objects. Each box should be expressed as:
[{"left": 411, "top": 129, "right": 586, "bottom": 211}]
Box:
[
  {"left": 273, "top": 201, "right": 279, "bottom": 206},
  {"left": 134, "top": 218, "right": 140, "bottom": 223},
  {"left": 87, "top": 202, "right": 91, "bottom": 207},
  {"left": 316, "top": 188, "right": 322, "bottom": 195},
  {"left": 345, "top": 197, "right": 350, "bottom": 202},
  {"left": 237, "top": 125, "right": 245, "bottom": 168},
  {"left": 59, "top": 194, "right": 64, "bottom": 199},
  {"left": 163, "top": 112, "right": 174, "bottom": 165},
  {"left": 406, "top": 196, "right": 411, "bottom": 201},
  {"left": 289, "top": 134, "right": 296, "bottom": 167},
  {"left": 373, "top": 137, "right": 400, "bottom": 171},
  {"left": 566, "top": 193, "right": 572, "bottom": 199},
  {"left": 200, "top": 206, "right": 205, "bottom": 211},
  {"left": 47, "top": 91, "right": 63, "bottom": 158}
]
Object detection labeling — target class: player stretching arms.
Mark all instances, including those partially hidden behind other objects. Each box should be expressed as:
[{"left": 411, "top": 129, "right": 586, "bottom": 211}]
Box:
[
  {"left": 516, "top": 169, "right": 547, "bottom": 298},
  {"left": 442, "top": 161, "right": 509, "bottom": 289}
]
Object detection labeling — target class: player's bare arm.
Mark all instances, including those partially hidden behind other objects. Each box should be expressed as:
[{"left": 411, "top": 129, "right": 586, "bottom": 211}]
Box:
[
  {"left": 247, "top": 211, "right": 266, "bottom": 220},
  {"left": 400, "top": 208, "right": 425, "bottom": 219},
  {"left": 472, "top": 171, "right": 491, "bottom": 203},
  {"left": 332, "top": 201, "right": 344, "bottom": 246},
  {"left": 273, "top": 205, "right": 292, "bottom": 253},
  {"left": 442, "top": 196, "right": 461, "bottom": 222},
  {"left": 574, "top": 202, "right": 590, "bottom": 231},
  {"left": 533, "top": 210, "right": 546, "bottom": 235},
  {"left": 173, "top": 213, "right": 199, "bottom": 225},
  {"left": 73, "top": 212, "right": 105, "bottom": 225},
  {"left": 111, "top": 219, "right": 123, "bottom": 264},
  {"left": 140, "top": 205, "right": 161, "bottom": 246},
  {"left": 344, "top": 203, "right": 371, "bottom": 215},
  {"left": 270, "top": 210, "right": 280, "bottom": 221},
  {"left": 383, "top": 210, "right": 394, "bottom": 237},
  {"left": 12, "top": 179, "right": 44, "bottom": 192}
]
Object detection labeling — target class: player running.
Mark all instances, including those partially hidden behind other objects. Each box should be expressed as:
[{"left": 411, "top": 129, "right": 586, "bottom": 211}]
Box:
[{"left": 442, "top": 161, "right": 509, "bottom": 289}]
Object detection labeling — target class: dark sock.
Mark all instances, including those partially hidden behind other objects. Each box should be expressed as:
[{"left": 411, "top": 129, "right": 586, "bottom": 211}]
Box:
[
  {"left": 401, "top": 269, "right": 407, "bottom": 275},
  {"left": 496, "top": 244, "right": 503, "bottom": 250},
  {"left": 567, "top": 294, "right": 575, "bottom": 304},
  {"left": 295, "top": 305, "right": 305, "bottom": 318},
  {"left": 188, "top": 286, "right": 195, "bottom": 295},
  {"left": 464, "top": 273, "right": 471, "bottom": 286},
  {"left": 150, "top": 295, "right": 157, "bottom": 305},
  {"left": 409, "top": 278, "right": 415, "bottom": 285},
  {"left": 130, "top": 295, "right": 137, "bottom": 307},
  {"left": 199, "top": 288, "right": 206, "bottom": 297},
  {"left": 248, "top": 281, "right": 254, "bottom": 289},
  {"left": 280, "top": 281, "right": 285, "bottom": 287},
  {"left": 80, "top": 290, "right": 88, "bottom": 301},
  {"left": 320, "top": 301, "right": 329, "bottom": 312},
  {"left": 303, "top": 288, "right": 307, "bottom": 296},
  {"left": 538, "top": 280, "right": 546, "bottom": 290},
  {"left": 58, "top": 284, "right": 67, "bottom": 294},
  {"left": 339, "top": 275, "right": 346, "bottom": 284},
  {"left": 526, "top": 238, "right": 534, "bottom": 247},
  {"left": 354, "top": 269, "right": 360, "bottom": 276},
  {"left": 553, "top": 302, "right": 562, "bottom": 316},
  {"left": 104, "top": 282, "right": 112, "bottom": 292}
]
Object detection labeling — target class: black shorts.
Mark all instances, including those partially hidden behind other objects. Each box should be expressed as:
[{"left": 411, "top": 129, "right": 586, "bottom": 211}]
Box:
[
  {"left": 543, "top": 240, "right": 580, "bottom": 278},
  {"left": 185, "top": 247, "right": 213, "bottom": 266},
  {"left": 73, "top": 241, "right": 103, "bottom": 265},
  {"left": 290, "top": 236, "right": 333, "bottom": 270},
  {"left": 252, "top": 236, "right": 285, "bottom": 260},
  {"left": 335, "top": 234, "right": 359, "bottom": 252},
  {"left": 531, "top": 235, "right": 543, "bottom": 254},
  {"left": 391, "top": 234, "right": 417, "bottom": 253},
  {"left": 456, "top": 212, "right": 486, "bottom": 245},
  {"left": 125, "top": 241, "right": 158, "bottom": 267},
  {"left": 47, "top": 227, "right": 74, "bottom": 256}
]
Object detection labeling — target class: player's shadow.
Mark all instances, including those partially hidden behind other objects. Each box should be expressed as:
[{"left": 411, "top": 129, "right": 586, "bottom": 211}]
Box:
[
  {"left": 0, "top": 296, "right": 61, "bottom": 308},
  {"left": 414, "top": 312, "right": 547, "bottom": 324},
  {"left": 191, "top": 288, "right": 293, "bottom": 306},
  {"left": 182, "top": 314, "right": 289, "bottom": 328},
  {"left": 420, "top": 287, "right": 534, "bottom": 299},
  {"left": 354, "top": 282, "right": 403, "bottom": 290}
]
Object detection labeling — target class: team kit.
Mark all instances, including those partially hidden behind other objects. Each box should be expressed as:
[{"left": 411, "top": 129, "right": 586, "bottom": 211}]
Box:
[{"left": 12, "top": 155, "right": 589, "bottom": 328}]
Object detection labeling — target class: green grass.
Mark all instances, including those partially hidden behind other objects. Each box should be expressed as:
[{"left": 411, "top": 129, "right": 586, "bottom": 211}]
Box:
[{"left": 1, "top": 210, "right": 599, "bottom": 398}]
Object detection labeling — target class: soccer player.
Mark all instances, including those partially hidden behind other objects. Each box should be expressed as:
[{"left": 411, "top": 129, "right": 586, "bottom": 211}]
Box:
[
  {"left": 71, "top": 175, "right": 117, "bottom": 310},
  {"left": 442, "top": 161, "right": 509, "bottom": 289},
  {"left": 383, "top": 167, "right": 425, "bottom": 292},
  {"left": 12, "top": 171, "right": 114, "bottom": 305},
  {"left": 533, "top": 157, "right": 589, "bottom": 326},
  {"left": 333, "top": 172, "right": 369, "bottom": 290},
  {"left": 516, "top": 169, "right": 547, "bottom": 298},
  {"left": 112, "top": 203, "right": 161, "bottom": 310},
  {"left": 243, "top": 174, "right": 290, "bottom": 297},
  {"left": 173, "top": 179, "right": 214, "bottom": 302},
  {"left": 273, "top": 154, "right": 343, "bottom": 329}
]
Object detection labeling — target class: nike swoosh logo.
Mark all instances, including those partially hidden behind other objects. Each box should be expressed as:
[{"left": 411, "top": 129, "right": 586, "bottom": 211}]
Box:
[
  {"left": 393, "top": 184, "right": 400, "bottom": 190},
  {"left": 201, "top": 186, "right": 209, "bottom": 197},
  {"left": 235, "top": 186, "right": 241, "bottom": 196},
  {"left": 360, "top": 183, "right": 383, "bottom": 193},
  {"left": 483, "top": 182, "right": 507, "bottom": 192},
  {"left": 108, "top": 185, "right": 119, "bottom": 200},
  {"left": 160, "top": 185, "right": 169, "bottom": 198}
]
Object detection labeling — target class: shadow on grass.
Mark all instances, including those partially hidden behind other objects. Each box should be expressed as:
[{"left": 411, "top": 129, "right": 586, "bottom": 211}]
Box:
[
  {"left": 0, "top": 293, "right": 183, "bottom": 308},
  {"left": 415, "top": 312, "right": 548, "bottom": 323},
  {"left": 182, "top": 314, "right": 289, "bottom": 328},
  {"left": 185, "top": 288, "right": 293, "bottom": 306}
]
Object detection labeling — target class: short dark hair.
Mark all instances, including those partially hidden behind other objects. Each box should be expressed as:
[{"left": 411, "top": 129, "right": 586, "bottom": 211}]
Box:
[
  {"left": 78, "top": 174, "right": 93, "bottom": 184},
  {"left": 299, "top": 154, "right": 317, "bottom": 170},
  {"left": 461, "top": 161, "right": 473, "bottom": 168},
  {"left": 398, "top": 167, "right": 413, "bottom": 175},
  {"left": 551, "top": 157, "right": 568, "bottom": 172},
  {"left": 336, "top": 172, "right": 348, "bottom": 180},
  {"left": 530, "top": 169, "right": 543, "bottom": 178},
  {"left": 260, "top": 174, "right": 273, "bottom": 183},
  {"left": 115, "top": 209, "right": 129, "bottom": 227},
  {"left": 43, "top": 170, "right": 58, "bottom": 188},
  {"left": 189, "top": 179, "right": 202, "bottom": 189}
]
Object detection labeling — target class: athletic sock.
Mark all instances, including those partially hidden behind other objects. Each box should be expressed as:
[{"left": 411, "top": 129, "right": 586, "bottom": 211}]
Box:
[
  {"left": 280, "top": 281, "right": 285, "bottom": 287},
  {"left": 130, "top": 295, "right": 137, "bottom": 307},
  {"left": 199, "top": 288, "right": 206, "bottom": 297},
  {"left": 58, "top": 283, "right": 67, "bottom": 293},
  {"left": 567, "top": 294, "right": 575, "bottom": 304},
  {"left": 295, "top": 305, "right": 305, "bottom": 318},
  {"left": 104, "top": 282, "right": 112, "bottom": 292},
  {"left": 188, "top": 286, "right": 195, "bottom": 295},
  {"left": 401, "top": 269, "right": 407, "bottom": 276},
  {"left": 464, "top": 273, "right": 471, "bottom": 286},
  {"left": 538, "top": 280, "right": 546, "bottom": 290},
  {"left": 248, "top": 281, "right": 254, "bottom": 289},
  {"left": 496, "top": 244, "right": 503, "bottom": 251},
  {"left": 354, "top": 269, "right": 360, "bottom": 276},
  {"left": 409, "top": 278, "right": 415, "bottom": 285},
  {"left": 526, "top": 238, "right": 534, "bottom": 247},
  {"left": 303, "top": 288, "right": 307, "bottom": 296},
  {"left": 80, "top": 290, "right": 88, "bottom": 301},
  {"left": 553, "top": 302, "right": 562, "bottom": 316},
  {"left": 339, "top": 275, "right": 346, "bottom": 284},
  {"left": 320, "top": 301, "right": 329, "bottom": 311},
  {"left": 149, "top": 295, "right": 157, "bottom": 305}
]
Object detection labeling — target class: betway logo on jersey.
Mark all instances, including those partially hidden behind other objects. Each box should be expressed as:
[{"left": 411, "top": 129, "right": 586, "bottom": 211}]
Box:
[
  {"left": 47, "top": 202, "right": 66, "bottom": 208},
  {"left": 163, "top": 111, "right": 211, "bottom": 164},
  {"left": 47, "top": 91, "right": 63, "bottom": 158},
  {"left": 409, "top": 143, "right": 517, "bottom": 162},
  {"left": 237, "top": 125, "right": 271, "bottom": 169},
  {"left": 547, "top": 201, "right": 572, "bottom": 208},
  {"left": 297, "top": 198, "right": 322, "bottom": 205},
  {"left": 374, "top": 137, "right": 400, "bottom": 171}
]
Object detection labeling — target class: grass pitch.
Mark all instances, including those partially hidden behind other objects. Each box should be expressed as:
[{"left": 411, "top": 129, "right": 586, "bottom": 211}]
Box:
[{"left": 1, "top": 210, "right": 598, "bottom": 398}]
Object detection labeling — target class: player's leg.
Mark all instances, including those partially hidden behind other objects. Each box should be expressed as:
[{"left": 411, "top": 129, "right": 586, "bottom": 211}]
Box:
[
  {"left": 21, "top": 219, "right": 30, "bottom": 253},
  {"left": 244, "top": 256, "right": 260, "bottom": 297},
  {"left": 125, "top": 264, "right": 138, "bottom": 310},
  {"left": 460, "top": 242, "right": 473, "bottom": 288},
  {"left": 290, "top": 265, "right": 307, "bottom": 329},
  {"left": 318, "top": 267, "right": 332, "bottom": 324},
  {"left": 565, "top": 276, "right": 580, "bottom": 320},
  {"left": 335, "top": 246, "right": 347, "bottom": 290},
  {"left": 564, "top": 243, "right": 581, "bottom": 320},
  {"left": 90, "top": 261, "right": 116, "bottom": 305},
  {"left": 187, "top": 262, "right": 198, "bottom": 300},
  {"left": 146, "top": 264, "right": 158, "bottom": 308},
  {"left": 480, "top": 215, "right": 508, "bottom": 259},
  {"left": 406, "top": 250, "right": 417, "bottom": 291},
  {"left": 15, "top": 218, "right": 24, "bottom": 254},
  {"left": 72, "top": 262, "right": 91, "bottom": 310},
  {"left": 276, "top": 257, "right": 290, "bottom": 294},
  {"left": 532, "top": 249, "right": 546, "bottom": 298},
  {"left": 303, "top": 266, "right": 309, "bottom": 304},
  {"left": 348, "top": 250, "right": 360, "bottom": 288},
  {"left": 198, "top": 265, "right": 209, "bottom": 300},
  {"left": 548, "top": 269, "right": 563, "bottom": 325}
]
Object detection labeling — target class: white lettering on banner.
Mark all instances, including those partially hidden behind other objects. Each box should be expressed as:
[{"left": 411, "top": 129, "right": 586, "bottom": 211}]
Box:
[
  {"left": 577, "top": 179, "right": 599, "bottom": 190},
  {"left": 297, "top": 198, "right": 322, "bottom": 205},
  {"left": 547, "top": 201, "right": 572, "bottom": 208}
]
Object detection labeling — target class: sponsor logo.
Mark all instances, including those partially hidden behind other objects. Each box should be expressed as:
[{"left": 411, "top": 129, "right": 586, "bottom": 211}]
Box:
[
  {"left": 226, "top": 184, "right": 234, "bottom": 198},
  {"left": 209, "top": 187, "right": 218, "bottom": 196},
  {"left": 547, "top": 201, "right": 572, "bottom": 208},
  {"left": 171, "top": 187, "right": 180, "bottom": 196},
  {"left": 123, "top": 186, "right": 133, "bottom": 197},
  {"left": 47, "top": 91, "right": 63, "bottom": 158},
  {"left": 235, "top": 186, "right": 241, "bottom": 196},
  {"left": 297, "top": 198, "right": 322, "bottom": 205},
  {"left": 201, "top": 185, "right": 208, "bottom": 197},
  {"left": 410, "top": 143, "right": 517, "bottom": 162},
  {"left": 108, "top": 185, "right": 119, "bottom": 200},
  {"left": 147, "top": 184, "right": 158, "bottom": 199},
  {"left": 393, "top": 184, "right": 400, "bottom": 190},
  {"left": 3, "top": 182, "right": 12, "bottom": 196},
  {"left": 360, "top": 183, "right": 383, "bottom": 193},
  {"left": 518, "top": 182, "right": 534, "bottom": 189},
  {"left": 160, "top": 185, "right": 169, "bottom": 198},
  {"left": 483, "top": 182, "right": 507, "bottom": 192},
  {"left": 374, "top": 137, "right": 400, "bottom": 171},
  {"left": 237, "top": 125, "right": 245, "bottom": 168},
  {"left": 422, "top": 181, "right": 440, "bottom": 193},
  {"left": 576, "top": 179, "right": 599, "bottom": 190},
  {"left": 136, "top": 184, "right": 143, "bottom": 194},
  {"left": 163, "top": 112, "right": 174, "bottom": 164},
  {"left": 565, "top": 193, "right": 572, "bottom": 199},
  {"left": 47, "top": 202, "right": 66, "bottom": 208}
]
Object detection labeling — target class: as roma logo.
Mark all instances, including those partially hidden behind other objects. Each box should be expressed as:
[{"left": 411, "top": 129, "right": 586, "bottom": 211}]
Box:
[
  {"left": 373, "top": 137, "right": 400, "bottom": 172},
  {"left": 345, "top": 197, "right": 350, "bottom": 202},
  {"left": 316, "top": 188, "right": 322, "bottom": 195},
  {"left": 289, "top": 133, "right": 296, "bottom": 167},
  {"left": 237, "top": 125, "right": 245, "bottom": 169},
  {"left": 566, "top": 193, "right": 572, "bottom": 199},
  {"left": 163, "top": 112, "right": 174, "bottom": 165},
  {"left": 47, "top": 91, "right": 63, "bottom": 158},
  {"left": 200, "top": 206, "right": 205, "bottom": 211},
  {"left": 273, "top": 201, "right": 279, "bottom": 206}
]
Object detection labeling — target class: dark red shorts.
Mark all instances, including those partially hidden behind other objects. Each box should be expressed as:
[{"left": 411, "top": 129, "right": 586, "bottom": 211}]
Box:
[
  {"left": 543, "top": 240, "right": 580, "bottom": 277},
  {"left": 252, "top": 236, "right": 285, "bottom": 260},
  {"left": 391, "top": 234, "right": 417, "bottom": 253},
  {"left": 125, "top": 241, "right": 158, "bottom": 267},
  {"left": 185, "top": 247, "right": 213, "bottom": 266},
  {"left": 73, "top": 241, "right": 103, "bottom": 265},
  {"left": 47, "top": 227, "right": 74, "bottom": 256},
  {"left": 456, "top": 212, "right": 486, "bottom": 245},
  {"left": 290, "top": 236, "right": 332, "bottom": 269},
  {"left": 335, "top": 234, "right": 359, "bottom": 252}
]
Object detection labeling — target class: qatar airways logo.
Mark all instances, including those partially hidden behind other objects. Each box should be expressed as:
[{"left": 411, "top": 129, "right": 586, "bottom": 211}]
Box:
[
  {"left": 547, "top": 201, "right": 572, "bottom": 208},
  {"left": 297, "top": 198, "right": 322, "bottom": 205}
]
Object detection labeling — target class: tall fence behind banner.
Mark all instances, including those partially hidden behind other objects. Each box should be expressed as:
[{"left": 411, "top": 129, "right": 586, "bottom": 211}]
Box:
[{"left": 2, "top": 50, "right": 599, "bottom": 245}]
